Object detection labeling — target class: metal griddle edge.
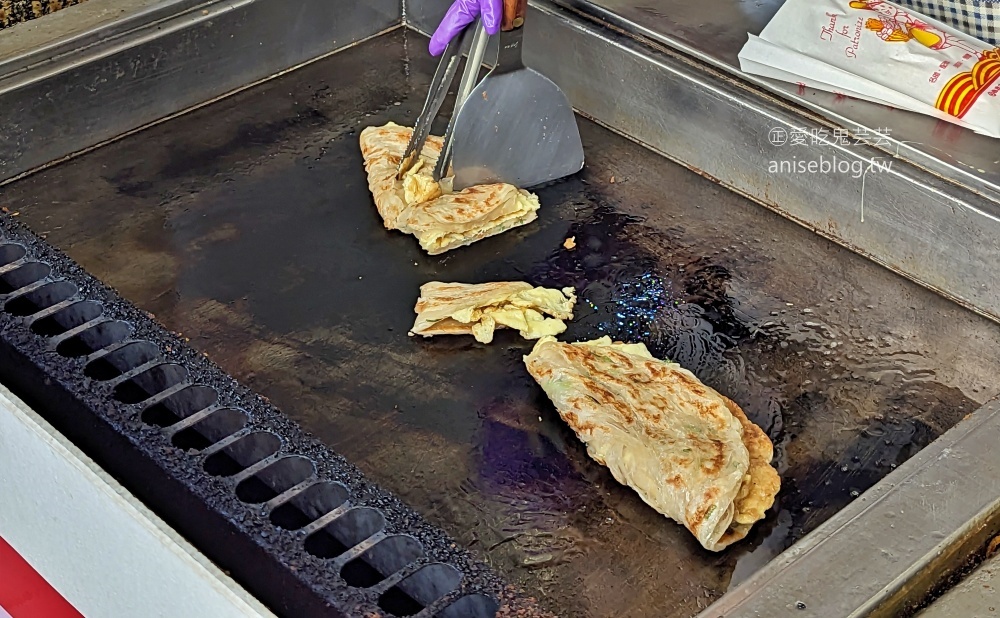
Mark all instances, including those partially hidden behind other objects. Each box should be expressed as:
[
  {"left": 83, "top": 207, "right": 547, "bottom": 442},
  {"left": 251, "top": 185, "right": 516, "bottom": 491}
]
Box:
[{"left": 1, "top": 1, "right": 1000, "bottom": 617}]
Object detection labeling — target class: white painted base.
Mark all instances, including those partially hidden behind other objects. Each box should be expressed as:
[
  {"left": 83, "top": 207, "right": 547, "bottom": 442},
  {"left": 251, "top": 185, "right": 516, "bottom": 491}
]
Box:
[{"left": 0, "top": 382, "right": 275, "bottom": 618}]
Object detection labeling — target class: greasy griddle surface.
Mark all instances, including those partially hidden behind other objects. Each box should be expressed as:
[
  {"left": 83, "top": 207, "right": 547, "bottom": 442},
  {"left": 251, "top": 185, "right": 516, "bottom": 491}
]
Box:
[{"left": 7, "top": 30, "right": 1000, "bottom": 618}]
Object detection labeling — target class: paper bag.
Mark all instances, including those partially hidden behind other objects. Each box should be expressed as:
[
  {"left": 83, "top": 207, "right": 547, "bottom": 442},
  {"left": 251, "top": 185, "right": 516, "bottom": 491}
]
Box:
[
  {"left": 741, "top": 34, "right": 931, "bottom": 110},
  {"left": 739, "top": 34, "right": 991, "bottom": 135},
  {"left": 748, "top": 0, "right": 1000, "bottom": 137}
]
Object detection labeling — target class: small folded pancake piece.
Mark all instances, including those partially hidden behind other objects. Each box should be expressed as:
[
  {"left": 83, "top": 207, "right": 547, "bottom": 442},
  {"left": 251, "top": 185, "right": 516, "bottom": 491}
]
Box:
[
  {"left": 410, "top": 282, "right": 577, "bottom": 344},
  {"left": 523, "top": 335, "right": 780, "bottom": 552},
  {"left": 358, "top": 123, "right": 540, "bottom": 253}
]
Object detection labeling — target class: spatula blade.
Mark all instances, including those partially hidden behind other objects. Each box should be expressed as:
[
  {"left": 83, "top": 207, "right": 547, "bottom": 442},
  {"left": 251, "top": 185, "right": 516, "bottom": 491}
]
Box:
[{"left": 450, "top": 68, "right": 584, "bottom": 191}]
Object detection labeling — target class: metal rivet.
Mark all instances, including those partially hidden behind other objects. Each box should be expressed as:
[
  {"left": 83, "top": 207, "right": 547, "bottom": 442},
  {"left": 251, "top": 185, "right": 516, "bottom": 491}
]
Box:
[{"left": 513, "top": 17, "right": 524, "bottom": 28}]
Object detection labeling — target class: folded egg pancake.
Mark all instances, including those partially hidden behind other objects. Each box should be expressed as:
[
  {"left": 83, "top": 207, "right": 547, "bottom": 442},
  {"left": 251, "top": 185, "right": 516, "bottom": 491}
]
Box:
[
  {"left": 359, "top": 123, "right": 540, "bottom": 254},
  {"left": 409, "top": 282, "right": 577, "bottom": 344},
  {"left": 524, "top": 336, "right": 780, "bottom": 552}
]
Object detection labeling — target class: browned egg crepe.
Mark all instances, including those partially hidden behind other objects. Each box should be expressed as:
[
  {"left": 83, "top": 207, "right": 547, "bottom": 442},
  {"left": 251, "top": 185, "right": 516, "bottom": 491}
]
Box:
[
  {"left": 524, "top": 335, "right": 780, "bottom": 551},
  {"left": 359, "top": 123, "right": 540, "bottom": 255}
]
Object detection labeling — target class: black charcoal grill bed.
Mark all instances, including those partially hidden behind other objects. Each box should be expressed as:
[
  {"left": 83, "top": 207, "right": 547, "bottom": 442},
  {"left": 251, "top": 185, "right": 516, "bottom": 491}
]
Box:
[{"left": 2, "top": 29, "right": 1000, "bottom": 618}]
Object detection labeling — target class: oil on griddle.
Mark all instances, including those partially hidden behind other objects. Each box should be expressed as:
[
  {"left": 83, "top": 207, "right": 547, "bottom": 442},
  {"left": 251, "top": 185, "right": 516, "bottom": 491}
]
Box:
[{"left": 6, "top": 30, "right": 999, "bottom": 618}]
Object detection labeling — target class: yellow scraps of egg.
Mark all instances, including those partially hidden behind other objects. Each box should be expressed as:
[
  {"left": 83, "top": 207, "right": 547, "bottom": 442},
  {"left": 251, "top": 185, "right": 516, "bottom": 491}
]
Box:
[
  {"left": 450, "top": 286, "right": 577, "bottom": 344},
  {"left": 401, "top": 159, "right": 443, "bottom": 205}
]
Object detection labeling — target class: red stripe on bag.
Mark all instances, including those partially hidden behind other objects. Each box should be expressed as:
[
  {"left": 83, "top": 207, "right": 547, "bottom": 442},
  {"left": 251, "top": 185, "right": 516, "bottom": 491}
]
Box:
[{"left": 0, "top": 536, "right": 84, "bottom": 618}]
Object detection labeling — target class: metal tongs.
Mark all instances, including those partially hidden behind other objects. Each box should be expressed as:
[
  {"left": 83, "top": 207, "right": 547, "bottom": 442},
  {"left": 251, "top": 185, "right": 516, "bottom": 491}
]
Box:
[{"left": 396, "top": 20, "right": 491, "bottom": 182}]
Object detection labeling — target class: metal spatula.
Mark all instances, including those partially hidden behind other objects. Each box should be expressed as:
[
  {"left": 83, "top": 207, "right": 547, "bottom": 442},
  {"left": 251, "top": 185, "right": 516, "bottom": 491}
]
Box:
[{"left": 446, "top": 0, "right": 585, "bottom": 190}]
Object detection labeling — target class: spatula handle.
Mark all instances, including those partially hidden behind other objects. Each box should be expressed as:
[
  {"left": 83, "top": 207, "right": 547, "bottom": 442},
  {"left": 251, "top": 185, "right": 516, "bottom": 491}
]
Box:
[{"left": 501, "top": 0, "right": 528, "bottom": 31}]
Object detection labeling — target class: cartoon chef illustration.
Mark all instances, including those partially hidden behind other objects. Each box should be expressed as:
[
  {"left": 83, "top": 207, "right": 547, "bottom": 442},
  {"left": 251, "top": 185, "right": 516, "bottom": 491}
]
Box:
[{"left": 849, "top": 0, "right": 982, "bottom": 55}]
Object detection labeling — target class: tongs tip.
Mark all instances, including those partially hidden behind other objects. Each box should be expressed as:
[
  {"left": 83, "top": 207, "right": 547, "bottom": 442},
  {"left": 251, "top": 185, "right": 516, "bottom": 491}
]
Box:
[
  {"left": 396, "top": 152, "right": 419, "bottom": 180},
  {"left": 395, "top": 20, "right": 492, "bottom": 183},
  {"left": 395, "top": 33, "right": 467, "bottom": 181}
]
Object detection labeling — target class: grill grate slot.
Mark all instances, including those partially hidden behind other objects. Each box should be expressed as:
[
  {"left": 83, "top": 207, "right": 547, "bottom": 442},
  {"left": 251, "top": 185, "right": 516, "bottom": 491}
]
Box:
[
  {"left": 30, "top": 300, "right": 102, "bottom": 337},
  {"left": 378, "top": 563, "right": 462, "bottom": 616},
  {"left": 203, "top": 432, "right": 282, "bottom": 477},
  {"left": 85, "top": 340, "right": 159, "bottom": 380},
  {"left": 172, "top": 408, "right": 248, "bottom": 451},
  {"left": 435, "top": 594, "right": 500, "bottom": 618},
  {"left": 305, "top": 507, "right": 385, "bottom": 560},
  {"left": 113, "top": 362, "right": 188, "bottom": 404},
  {"left": 340, "top": 534, "right": 424, "bottom": 589},
  {"left": 141, "top": 385, "right": 218, "bottom": 427},
  {"left": 57, "top": 320, "right": 132, "bottom": 357},
  {"left": 4, "top": 280, "right": 76, "bottom": 316},
  {"left": 269, "top": 481, "right": 349, "bottom": 530},
  {"left": 0, "top": 243, "right": 26, "bottom": 266},
  {"left": 0, "top": 229, "right": 507, "bottom": 617},
  {"left": 0, "top": 262, "right": 50, "bottom": 294},
  {"left": 235, "top": 455, "right": 315, "bottom": 504}
]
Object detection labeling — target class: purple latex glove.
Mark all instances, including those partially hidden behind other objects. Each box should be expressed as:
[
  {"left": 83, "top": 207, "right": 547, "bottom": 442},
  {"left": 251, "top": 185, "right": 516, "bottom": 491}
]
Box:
[{"left": 428, "top": 0, "right": 503, "bottom": 56}]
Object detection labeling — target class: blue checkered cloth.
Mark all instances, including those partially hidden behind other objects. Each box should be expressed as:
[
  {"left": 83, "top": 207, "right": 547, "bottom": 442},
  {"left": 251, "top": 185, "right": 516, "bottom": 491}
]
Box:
[{"left": 894, "top": 0, "right": 1000, "bottom": 45}]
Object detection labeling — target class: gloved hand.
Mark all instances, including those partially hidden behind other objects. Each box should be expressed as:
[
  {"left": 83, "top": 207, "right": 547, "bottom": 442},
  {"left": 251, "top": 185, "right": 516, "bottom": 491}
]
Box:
[{"left": 428, "top": 0, "right": 503, "bottom": 57}]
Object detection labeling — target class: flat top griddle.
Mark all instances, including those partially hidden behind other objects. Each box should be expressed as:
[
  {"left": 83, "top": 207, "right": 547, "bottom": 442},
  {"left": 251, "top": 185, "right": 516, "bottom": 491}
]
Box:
[{"left": 6, "top": 30, "right": 1000, "bottom": 618}]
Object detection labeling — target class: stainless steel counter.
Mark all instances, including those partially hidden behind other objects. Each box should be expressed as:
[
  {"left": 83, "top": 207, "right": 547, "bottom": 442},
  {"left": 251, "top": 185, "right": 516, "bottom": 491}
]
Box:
[
  {"left": 557, "top": 0, "right": 1000, "bottom": 200},
  {"left": 0, "top": 0, "right": 399, "bottom": 181},
  {"left": 3, "top": 1, "right": 1000, "bottom": 616}
]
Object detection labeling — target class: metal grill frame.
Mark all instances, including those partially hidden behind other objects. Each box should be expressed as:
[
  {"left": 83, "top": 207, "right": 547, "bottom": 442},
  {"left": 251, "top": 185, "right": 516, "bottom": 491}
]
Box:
[{"left": 0, "top": 214, "right": 541, "bottom": 617}]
